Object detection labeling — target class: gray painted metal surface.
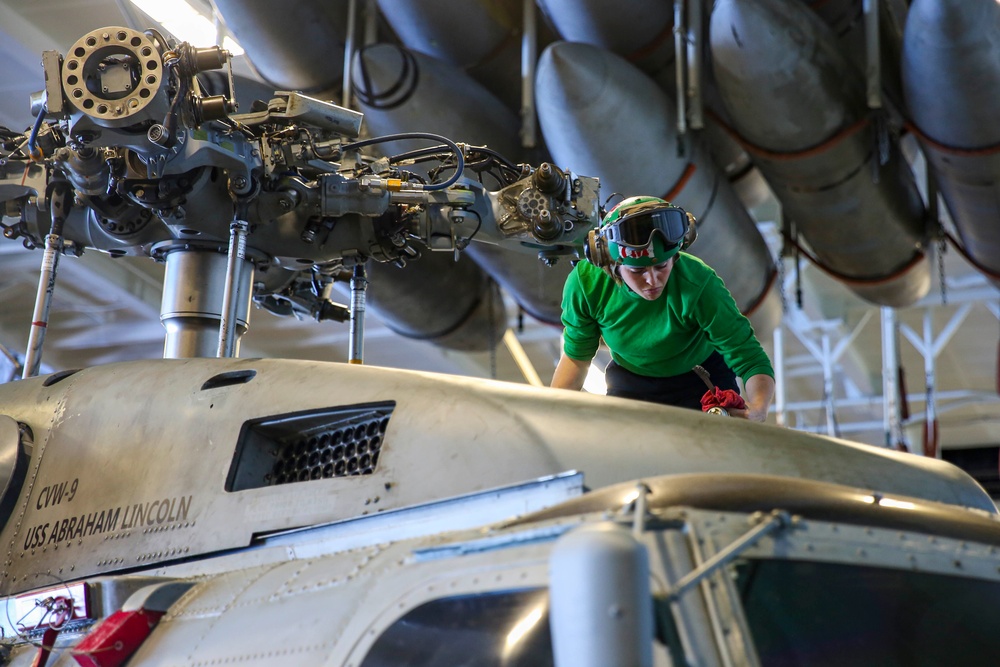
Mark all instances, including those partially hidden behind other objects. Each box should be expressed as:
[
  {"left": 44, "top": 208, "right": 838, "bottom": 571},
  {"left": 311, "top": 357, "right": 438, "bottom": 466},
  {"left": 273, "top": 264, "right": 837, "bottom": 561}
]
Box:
[
  {"left": 2, "top": 468, "right": 999, "bottom": 665},
  {"left": 0, "top": 357, "right": 993, "bottom": 596}
]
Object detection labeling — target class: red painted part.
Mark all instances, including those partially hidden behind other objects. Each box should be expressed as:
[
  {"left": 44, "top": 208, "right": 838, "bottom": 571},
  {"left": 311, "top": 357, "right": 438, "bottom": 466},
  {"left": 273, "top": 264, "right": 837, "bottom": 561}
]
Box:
[
  {"left": 72, "top": 609, "right": 165, "bottom": 667},
  {"left": 31, "top": 626, "right": 59, "bottom": 667},
  {"left": 922, "top": 419, "right": 940, "bottom": 459},
  {"left": 31, "top": 597, "right": 75, "bottom": 667}
]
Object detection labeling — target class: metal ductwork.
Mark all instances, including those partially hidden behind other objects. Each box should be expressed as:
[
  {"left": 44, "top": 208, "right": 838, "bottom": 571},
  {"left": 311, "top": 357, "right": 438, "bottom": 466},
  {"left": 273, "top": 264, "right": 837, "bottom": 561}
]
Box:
[
  {"left": 375, "top": 0, "right": 551, "bottom": 113},
  {"left": 709, "top": 0, "right": 930, "bottom": 308},
  {"left": 805, "top": 0, "right": 908, "bottom": 111},
  {"left": 212, "top": 0, "right": 350, "bottom": 95},
  {"left": 537, "top": 0, "right": 773, "bottom": 213},
  {"left": 352, "top": 42, "right": 569, "bottom": 326},
  {"left": 534, "top": 40, "right": 782, "bottom": 337},
  {"left": 536, "top": 0, "right": 674, "bottom": 73},
  {"left": 362, "top": 250, "right": 506, "bottom": 351},
  {"left": 902, "top": 0, "right": 1000, "bottom": 289}
]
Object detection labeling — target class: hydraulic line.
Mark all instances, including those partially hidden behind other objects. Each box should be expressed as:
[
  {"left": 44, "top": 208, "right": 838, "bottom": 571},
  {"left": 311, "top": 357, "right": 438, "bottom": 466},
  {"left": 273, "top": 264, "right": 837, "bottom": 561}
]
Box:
[
  {"left": 22, "top": 182, "right": 72, "bottom": 379},
  {"left": 348, "top": 264, "right": 368, "bottom": 364},
  {"left": 218, "top": 218, "right": 249, "bottom": 358}
]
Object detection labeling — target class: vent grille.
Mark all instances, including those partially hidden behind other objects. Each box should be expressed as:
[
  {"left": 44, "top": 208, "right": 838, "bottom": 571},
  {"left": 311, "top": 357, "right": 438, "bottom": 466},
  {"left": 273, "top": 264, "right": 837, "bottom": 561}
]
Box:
[{"left": 226, "top": 402, "right": 393, "bottom": 492}]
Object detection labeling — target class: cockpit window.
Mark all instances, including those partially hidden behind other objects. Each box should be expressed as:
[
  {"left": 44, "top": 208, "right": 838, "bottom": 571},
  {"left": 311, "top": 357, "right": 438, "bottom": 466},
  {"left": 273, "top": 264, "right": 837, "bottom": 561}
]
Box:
[
  {"left": 736, "top": 559, "right": 1000, "bottom": 666},
  {"left": 360, "top": 589, "right": 553, "bottom": 667}
]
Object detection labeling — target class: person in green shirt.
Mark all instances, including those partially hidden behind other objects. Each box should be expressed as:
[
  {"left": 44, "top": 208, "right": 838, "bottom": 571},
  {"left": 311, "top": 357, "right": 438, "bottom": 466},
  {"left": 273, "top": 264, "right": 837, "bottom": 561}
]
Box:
[{"left": 550, "top": 196, "right": 775, "bottom": 422}]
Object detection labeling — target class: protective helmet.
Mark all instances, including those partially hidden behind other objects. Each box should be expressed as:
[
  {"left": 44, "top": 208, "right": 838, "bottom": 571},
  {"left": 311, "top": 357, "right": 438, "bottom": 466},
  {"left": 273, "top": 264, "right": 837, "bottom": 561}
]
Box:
[{"left": 601, "top": 196, "right": 690, "bottom": 267}]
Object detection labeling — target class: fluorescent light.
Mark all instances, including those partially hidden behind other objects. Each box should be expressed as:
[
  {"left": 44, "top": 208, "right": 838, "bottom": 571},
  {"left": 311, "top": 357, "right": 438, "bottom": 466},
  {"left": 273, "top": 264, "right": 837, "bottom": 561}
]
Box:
[{"left": 128, "top": 0, "right": 244, "bottom": 55}]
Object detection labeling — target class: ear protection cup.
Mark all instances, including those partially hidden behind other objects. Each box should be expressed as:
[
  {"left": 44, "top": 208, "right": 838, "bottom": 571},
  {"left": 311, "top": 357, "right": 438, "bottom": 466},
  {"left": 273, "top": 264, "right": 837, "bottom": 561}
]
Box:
[
  {"left": 682, "top": 211, "right": 698, "bottom": 251},
  {"left": 584, "top": 228, "right": 612, "bottom": 269}
]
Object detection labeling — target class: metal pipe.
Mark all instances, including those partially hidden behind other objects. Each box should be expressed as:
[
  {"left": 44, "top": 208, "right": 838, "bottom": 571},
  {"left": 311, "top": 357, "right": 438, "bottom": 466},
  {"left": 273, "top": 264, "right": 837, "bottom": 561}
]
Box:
[
  {"left": 821, "top": 333, "right": 836, "bottom": 436},
  {"left": 863, "top": 0, "right": 882, "bottom": 110},
  {"left": 218, "top": 219, "right": 249, "bottom": 358},
  {"left": 22, "top": 237, "right": 61, "bottom": 379},
  {"left": 673, "top": 0, "right": 687, "bottom": 138},
  {"left": 922, "top": 307, "right": 937, "bottom": 456},
  {"left": 520, "top": 0, "right": 538, "bottom": 148},
  {"left": 685, "top": 0, "right": 703, "bottom": 129},
  {"left": 22, "top": 183, "right": 71, "bottom": 379},
  {"left": 773, "top": 324, "right": 786, "bottom": 427},
  {"left": 880, "top": 307, "right": 906, "bottom": 449},
  {"left": 668, "top": 511, "right": 788, "bottom": 601},
  {"left": 362, "top": 0, "right": 378, "bottom": 44},
  {"left": 342, "top": 0, "right": 358, "bottom": 108},
  {"left": 348, "top": 263, "right": 368, "bottom": 364}
]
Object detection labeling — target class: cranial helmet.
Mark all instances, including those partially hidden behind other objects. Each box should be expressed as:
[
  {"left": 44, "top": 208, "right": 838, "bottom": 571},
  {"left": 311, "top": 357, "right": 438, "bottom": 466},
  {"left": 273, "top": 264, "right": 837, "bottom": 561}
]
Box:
[{"left": 596, "top": 196, "right": 695, "bottom": 267}]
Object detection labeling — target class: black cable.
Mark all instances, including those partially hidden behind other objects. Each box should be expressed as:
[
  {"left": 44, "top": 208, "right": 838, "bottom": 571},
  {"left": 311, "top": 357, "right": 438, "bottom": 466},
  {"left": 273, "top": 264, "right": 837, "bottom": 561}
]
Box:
[
  {"left": 463, "top": 209, "right": 483, "bottom": 245},
  {"left": 340, "top": 132, "right": 465, "bottom": 191}
]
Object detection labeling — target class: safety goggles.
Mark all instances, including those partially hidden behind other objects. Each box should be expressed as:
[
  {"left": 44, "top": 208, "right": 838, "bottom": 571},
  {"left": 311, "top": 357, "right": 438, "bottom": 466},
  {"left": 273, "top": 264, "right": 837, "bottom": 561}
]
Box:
[{"left": 603, "top": 206, "right": 687, "bottom": 249}]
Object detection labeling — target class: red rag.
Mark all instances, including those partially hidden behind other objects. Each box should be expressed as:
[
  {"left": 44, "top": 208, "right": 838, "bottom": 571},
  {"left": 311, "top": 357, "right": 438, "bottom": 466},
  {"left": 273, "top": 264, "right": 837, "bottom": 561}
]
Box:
[{"left": 700, "top": 387, "right": 746, "bottom": 412}]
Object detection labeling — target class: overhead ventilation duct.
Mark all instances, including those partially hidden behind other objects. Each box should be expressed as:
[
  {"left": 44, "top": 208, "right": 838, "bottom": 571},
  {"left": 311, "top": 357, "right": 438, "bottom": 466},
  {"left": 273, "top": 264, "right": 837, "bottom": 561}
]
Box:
[
  {"left": 710, "top": 0, "right": 930, "bottom": 308},
  {"left": 902, "top": 0, "right": 1000, "bottom": 288},
  {"left": 803, "top": 0, "right": 908, "bottom": 110},
  {"left": 352, "top": 42, "right": 570, "bottom": 325},
  {"left": 364, "top": 250, "right": 506, "bottom": 352},
  {"left": 535, "top": 0, "right": 674, "bottom": 73},
  {"left": 538, "top": 0, "right": 771, "bottom": 213},
  {"left": 211, "top": 1, "right": 506, "bottom": 350},
  {"left": 376, "top": 0, "right": 551, "bottom": 113},
  {"left": 534, "top": 41, "right": 781, "bottom": 337},
  {"left": 537, "top": 0, "right": 772, "bottom": 212},
  {"left": 212, "top": 0, "right": 352, "bottom": 95}
]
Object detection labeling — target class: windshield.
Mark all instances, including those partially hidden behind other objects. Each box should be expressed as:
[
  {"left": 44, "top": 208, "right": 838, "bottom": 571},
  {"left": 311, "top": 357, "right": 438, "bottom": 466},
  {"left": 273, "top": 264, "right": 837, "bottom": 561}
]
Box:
[
  {"left": 736, "top": 559, "right": 1000, "bottom": 667},
  {"left": 359, "top": 589, "right": 554, "bottom": 667}
]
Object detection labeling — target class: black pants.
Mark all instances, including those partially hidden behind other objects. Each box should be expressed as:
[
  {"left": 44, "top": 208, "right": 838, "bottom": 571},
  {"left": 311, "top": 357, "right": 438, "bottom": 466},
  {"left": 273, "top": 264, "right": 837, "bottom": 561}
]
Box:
[{"left": 605, "top": 350, "right": 740, "bottom": 410}]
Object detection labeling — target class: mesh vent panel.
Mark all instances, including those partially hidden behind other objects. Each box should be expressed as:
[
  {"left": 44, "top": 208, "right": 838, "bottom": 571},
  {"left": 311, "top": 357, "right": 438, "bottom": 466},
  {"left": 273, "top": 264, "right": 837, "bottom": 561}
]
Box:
[{"left": 226, "top": 402, "right": 393, "bottom": 492}]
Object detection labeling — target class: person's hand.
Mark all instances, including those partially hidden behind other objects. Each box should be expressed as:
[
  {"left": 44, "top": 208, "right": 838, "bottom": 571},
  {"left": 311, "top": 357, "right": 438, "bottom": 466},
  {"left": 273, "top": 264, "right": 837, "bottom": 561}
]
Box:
[
  {"left": 728, "top": 406, "right": 767, "bottom": 423},
  {"left": 701, "top": 387, "right": 745, "bottom": 413}
]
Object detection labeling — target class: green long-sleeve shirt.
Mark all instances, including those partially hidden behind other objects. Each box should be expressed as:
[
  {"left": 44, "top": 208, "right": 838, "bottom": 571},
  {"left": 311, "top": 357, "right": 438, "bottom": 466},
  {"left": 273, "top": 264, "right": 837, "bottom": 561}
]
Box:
[{"left": 560, "top": 254, "right": 774, "bottom": 380}]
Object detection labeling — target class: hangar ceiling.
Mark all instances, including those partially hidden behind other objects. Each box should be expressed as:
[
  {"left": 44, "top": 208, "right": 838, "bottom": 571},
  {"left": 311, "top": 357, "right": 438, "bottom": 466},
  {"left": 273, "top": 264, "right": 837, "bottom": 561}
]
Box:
[{"left": 0, "top": 0, "right": 997, "bottom": 454}]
